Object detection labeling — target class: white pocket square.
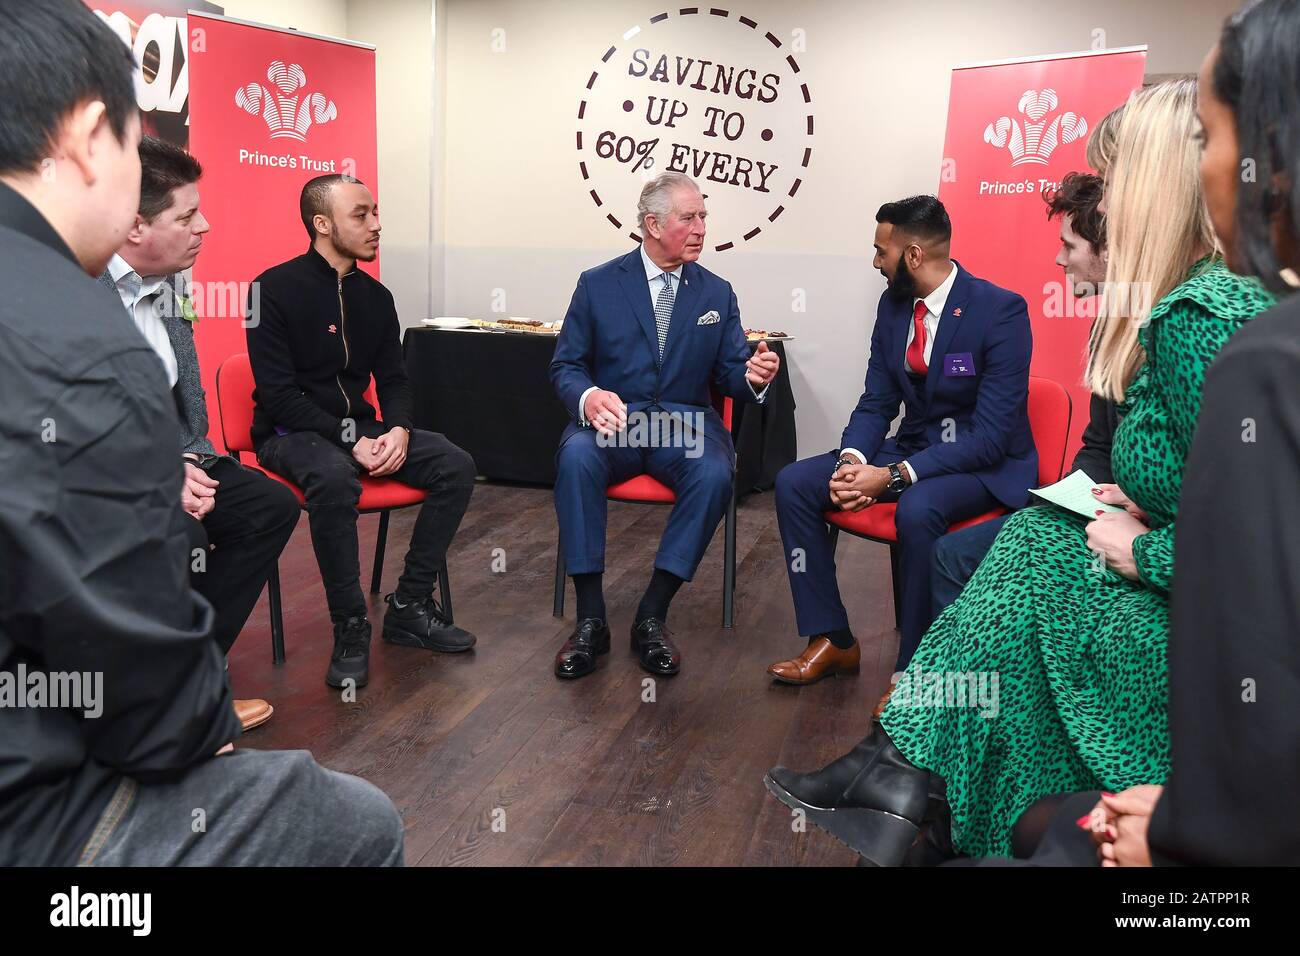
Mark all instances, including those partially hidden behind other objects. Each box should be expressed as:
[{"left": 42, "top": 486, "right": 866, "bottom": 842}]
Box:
[{"left": 697, "top": 310, "right": 720, "bottom": 325}]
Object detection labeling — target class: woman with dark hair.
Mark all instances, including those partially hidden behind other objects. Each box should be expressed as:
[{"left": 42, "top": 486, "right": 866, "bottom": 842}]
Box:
[
  {"left": 960, "top": 0, "right": 1300, "bottom": 867},
  {"left": 1092, "top": 0, "right": 1300, "bottom": 866}
]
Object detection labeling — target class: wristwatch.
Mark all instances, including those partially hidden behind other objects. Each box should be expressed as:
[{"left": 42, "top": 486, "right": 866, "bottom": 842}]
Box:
[{"left": 886, "top": 462, "right": 909, "bottom": 494}]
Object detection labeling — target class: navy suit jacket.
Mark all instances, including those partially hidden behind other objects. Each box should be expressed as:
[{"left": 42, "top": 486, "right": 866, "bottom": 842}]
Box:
[
  {"left": 840, "top": 262, "right": 1037, "bottom": 508},
  {"left": 550, "top": 248, "right": 760, "bottom": 450}
]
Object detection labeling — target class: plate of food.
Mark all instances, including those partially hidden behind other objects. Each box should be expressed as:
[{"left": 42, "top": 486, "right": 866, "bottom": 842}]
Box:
[
  {"left": 744, "top": 328, "right": 792, "bottom": 341},
  {"left": 471, "top": 317, "right": 560, "bottom": 334},
  {"left": 422, "top": 316, "right": 477, "bottom": 329}
]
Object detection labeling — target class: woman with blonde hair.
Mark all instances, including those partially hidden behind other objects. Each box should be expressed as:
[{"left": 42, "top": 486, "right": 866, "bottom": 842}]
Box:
[
  {"left": 1086, "top": 102, "right": 1125, "bottom": 176},
  {"left": 764, "top": 78, "right": 1274, "bottom": 863}
]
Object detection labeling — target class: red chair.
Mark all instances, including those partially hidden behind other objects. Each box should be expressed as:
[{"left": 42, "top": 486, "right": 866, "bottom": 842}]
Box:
[
  {"left": 214, "top": 352, "right": 452, "bottom": 664},
  {"left": 552, "top": 392, "right": 738, "bottom": 628},
  {"left": 825, "top": 375, "right": 1072, "bottom": 626}
]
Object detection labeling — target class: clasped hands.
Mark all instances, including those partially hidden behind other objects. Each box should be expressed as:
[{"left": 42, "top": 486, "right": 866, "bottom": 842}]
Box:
[
  {"left": 352, "top": 427, "right": 410, "bottom": 477},
  {"left": 1083, "top": 784, "right": 1161, "bottom": 867},
  {"left": 829, "top": 458, "right": 892, "bottom": 512}
]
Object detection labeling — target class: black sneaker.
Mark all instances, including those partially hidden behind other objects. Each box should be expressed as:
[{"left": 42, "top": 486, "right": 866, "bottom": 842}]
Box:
[
  {"left": 382, "top": 593, "right": 476, "bottom": 652},
  {"left": 326, "top": 615, "right": 371, "bottom": 688}
]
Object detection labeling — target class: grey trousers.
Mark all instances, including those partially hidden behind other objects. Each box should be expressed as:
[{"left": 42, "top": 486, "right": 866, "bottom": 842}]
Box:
[{"left": 79, "top": 749, "right": 404, "bottom": 866}]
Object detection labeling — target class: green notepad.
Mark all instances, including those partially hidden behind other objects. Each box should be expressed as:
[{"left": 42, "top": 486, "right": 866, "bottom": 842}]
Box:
[{"left": 1028, "top": 469, "right": 1125, "bottom": 520}]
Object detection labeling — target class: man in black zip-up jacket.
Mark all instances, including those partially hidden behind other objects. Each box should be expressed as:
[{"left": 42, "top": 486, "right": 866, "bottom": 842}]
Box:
[{"left": 247, "top": 174, "right": 478, "bottom": 689}]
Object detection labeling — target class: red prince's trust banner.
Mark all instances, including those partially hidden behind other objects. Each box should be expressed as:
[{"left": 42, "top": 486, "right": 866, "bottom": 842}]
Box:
[
  {"left": 938, "top": 47, "right": 1147, "bottom": 457},
  {"left": 186, "top": 12, "right": 379, "bottom": 434}
]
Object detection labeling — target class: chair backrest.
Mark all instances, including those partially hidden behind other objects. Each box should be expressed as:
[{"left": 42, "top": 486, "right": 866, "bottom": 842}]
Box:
[
  {"left": 215, "top": 352, "right": 257, "bottom": 454},
  {"left": 1027, "top": 375, "right": 1072, "bottom": 485},
  {"left": 707, "top": 385, "right": 733, "bottom": 430},
  {"left": 216, "top": 352, "right": 384, "bottom": 453}
]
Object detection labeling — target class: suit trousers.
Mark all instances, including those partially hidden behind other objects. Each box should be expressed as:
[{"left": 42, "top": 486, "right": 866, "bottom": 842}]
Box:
[
  {"left": 554, "top": 425, "right": 734, "bottom": 581},
  {"left": 774, "top": 442, "right": 997, "bottom": 670},
  {"left": 930, "top": 512, "right": 1010, "bottom": 618},
  {"left": 257, "top": 423, "right": 476, "bottom": 620}
]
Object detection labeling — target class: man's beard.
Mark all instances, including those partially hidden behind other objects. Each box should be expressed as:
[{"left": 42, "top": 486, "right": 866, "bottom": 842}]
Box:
[
  {"left": 886, "top": 256, "right": 918, "bottom": 303},
  {"left": 330, "top": 228, "right": 377, "bottom": 263}
]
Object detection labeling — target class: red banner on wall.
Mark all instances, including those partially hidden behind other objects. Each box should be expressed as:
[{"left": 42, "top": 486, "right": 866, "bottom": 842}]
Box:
[
  {"left": 937, "top": 48, "right": 1146, "bottom": 456},
  {"left": 186, "top": 12, "right": 378, "bottom": 435}
]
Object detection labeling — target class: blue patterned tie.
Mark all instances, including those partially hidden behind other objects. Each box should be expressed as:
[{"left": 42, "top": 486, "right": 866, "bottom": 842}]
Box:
[{"left": 654, "top": 271, "right": 675, "bottom": 363}]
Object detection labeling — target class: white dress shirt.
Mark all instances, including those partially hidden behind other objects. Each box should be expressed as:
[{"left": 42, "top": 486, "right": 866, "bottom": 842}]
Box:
[
  {"left": 108, "top": 253, "right": 178, "bottom": 388},
  {"left": 576, "top": 245, "right": 767, "bottom": 424},
  {"left": 842, "top": 260, "right": 958, "bottom": 484}
]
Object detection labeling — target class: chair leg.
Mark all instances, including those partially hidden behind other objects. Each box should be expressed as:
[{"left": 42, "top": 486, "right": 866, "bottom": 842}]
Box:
[
  {"left": 437, "top": 559, "right": 453, "bottom": 624},
  {"left": 268, "top": 562, "right": 286, "bottom": 665},
  {"left": 889, "top": 544, "right": 903, "bottom": 629},
  {"left": 370, "top": 510, "right": 390, "bottom": 595},
  {"left": 553, "top": 538, "right": 566, "bottom": 618},
  {"left": 722, "top": 488, "right": 737, "bottom": 629}
]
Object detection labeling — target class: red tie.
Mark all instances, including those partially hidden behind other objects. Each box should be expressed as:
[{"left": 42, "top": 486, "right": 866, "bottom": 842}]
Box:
[{"left": 906, "top": 300, "right": 929, "bottom": 376}]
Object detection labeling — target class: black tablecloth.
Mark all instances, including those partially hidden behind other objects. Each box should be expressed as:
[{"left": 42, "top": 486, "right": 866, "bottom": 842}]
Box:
[{"left": 402, "top": 328, "right": 796, "bottom": 493}]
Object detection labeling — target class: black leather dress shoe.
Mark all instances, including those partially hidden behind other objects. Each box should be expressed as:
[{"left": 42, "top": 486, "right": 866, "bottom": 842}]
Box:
[
  {"left": 763, "top": 719, "right": 932, "bottom": 866},
  {"left": 630, "top": 617, "right": 681, "bottom": 676},
  {"left": 554, "top": 618, "right": 611, "bottom": 679}
]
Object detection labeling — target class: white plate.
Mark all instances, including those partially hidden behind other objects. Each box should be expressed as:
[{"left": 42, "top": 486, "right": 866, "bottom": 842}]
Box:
[{"left": 423, "top": 317, "right": 475, "bottom": 329}]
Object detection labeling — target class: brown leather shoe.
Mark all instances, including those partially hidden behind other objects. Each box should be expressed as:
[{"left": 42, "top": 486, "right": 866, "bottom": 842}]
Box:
[
  {"left": 767, "top": 637, "right": 860, "bottom": 685},
  {"left": 234, "top": 698, "right": 274, "bottom": 731}
]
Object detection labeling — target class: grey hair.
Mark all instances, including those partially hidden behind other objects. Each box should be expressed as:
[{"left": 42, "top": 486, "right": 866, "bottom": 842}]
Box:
[{"left": 637, "top": 171, "right": 700, "bottom": 231}]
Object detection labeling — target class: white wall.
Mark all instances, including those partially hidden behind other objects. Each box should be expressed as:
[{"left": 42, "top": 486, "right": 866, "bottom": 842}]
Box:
[
  {"left": 219, "top": 0, "right": 348, "bottom": 37},
  {"left": 434, "top": 0, "right": 1241, "bottom": 455}
]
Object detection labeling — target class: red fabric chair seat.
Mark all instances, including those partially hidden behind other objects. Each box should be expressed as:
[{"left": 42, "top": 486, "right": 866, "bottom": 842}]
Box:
[
  {"left": 606, "top": 474, "right": 677, "bottom": 504},
  {"left": 823, "top": 375, "right": 1072, "bottom": 542},
  {"left": 244, "top": 462, "right": 426, "bottom": 512},
  {"left": 825, "top": 502, "right": 1009, "bottom": 542}
]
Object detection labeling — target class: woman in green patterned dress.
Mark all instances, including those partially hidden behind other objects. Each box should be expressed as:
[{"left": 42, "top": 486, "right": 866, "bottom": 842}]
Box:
[{"left": 764, "top": 78, "right": 1275, "bottom": 864}]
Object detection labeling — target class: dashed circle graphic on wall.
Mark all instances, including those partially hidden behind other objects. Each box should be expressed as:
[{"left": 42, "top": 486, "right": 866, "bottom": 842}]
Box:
[{"left": 576, "top": 8, "right": 814, "bottom": 252}]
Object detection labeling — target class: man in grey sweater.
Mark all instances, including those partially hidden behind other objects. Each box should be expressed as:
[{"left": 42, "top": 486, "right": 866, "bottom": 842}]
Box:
[{"left": 100, "top": 136, "right": 300, "bottom": 731}]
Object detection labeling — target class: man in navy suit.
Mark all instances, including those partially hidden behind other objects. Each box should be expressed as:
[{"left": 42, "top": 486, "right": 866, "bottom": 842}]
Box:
[
  {"left": 550, "top": 171, "right": 780, "bottom": 679},
  {"left": 768, "top": 195, "right": 1034, "bottom": 684}
]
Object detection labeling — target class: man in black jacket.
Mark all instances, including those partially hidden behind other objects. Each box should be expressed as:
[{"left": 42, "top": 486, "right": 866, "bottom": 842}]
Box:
[
  {"left": 247, "top": 174, "right": 477, "bottom": 689},
  {"left": 0, "top": 0, "right": 401, "bottom": 866},
  {"left": 928, "top": 172, "right": 1119, "bottom": 614}
]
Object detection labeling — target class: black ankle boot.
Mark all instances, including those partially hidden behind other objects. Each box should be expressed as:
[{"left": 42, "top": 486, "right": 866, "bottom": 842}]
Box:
[{"left": 764, "top": 720, "right": 931, "bottom": 866}]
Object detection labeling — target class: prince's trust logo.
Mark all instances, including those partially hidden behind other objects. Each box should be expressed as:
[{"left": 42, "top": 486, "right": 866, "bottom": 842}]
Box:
[
  {"left": 235, "top": 60, "right": 338, "bottom": 142},
  {"left": 982, "top": 89, "right": 1087, "bottom": 166}
]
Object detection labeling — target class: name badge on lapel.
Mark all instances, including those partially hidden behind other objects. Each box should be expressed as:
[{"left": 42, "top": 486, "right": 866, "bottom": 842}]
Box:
[
  {"left": 944, "top": 352, "right": 976, "bottom": 377},
  {"left": 697, "top": 310, "right": 720, "bottom": 325}
]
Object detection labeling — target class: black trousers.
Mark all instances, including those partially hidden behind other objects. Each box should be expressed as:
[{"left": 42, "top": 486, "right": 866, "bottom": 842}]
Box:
[
  {"left": 941, "top": 791, "right": 1102, "bottom": 867},
  {"left": 256, "top": 424, "right": 476, "bottom": 620},
  {"left": 188, "top": 457, "right": 301, "bottom": 655}
]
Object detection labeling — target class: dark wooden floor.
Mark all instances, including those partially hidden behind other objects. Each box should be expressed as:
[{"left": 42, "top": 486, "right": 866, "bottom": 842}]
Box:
[{"left": 226, "top": 481, "right": 901, "bottom": 866}]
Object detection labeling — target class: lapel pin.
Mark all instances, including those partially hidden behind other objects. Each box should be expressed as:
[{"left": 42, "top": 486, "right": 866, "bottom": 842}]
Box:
[{"left": 953, "top": 307, "right": 962, "bottom": 316}]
